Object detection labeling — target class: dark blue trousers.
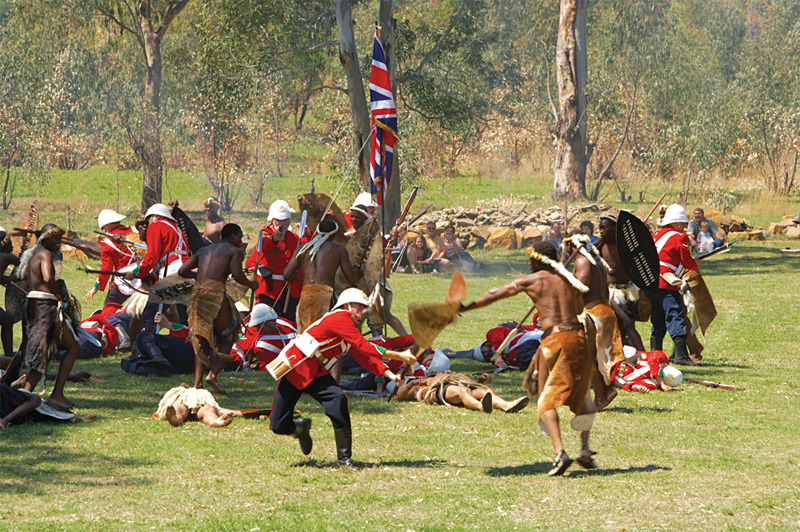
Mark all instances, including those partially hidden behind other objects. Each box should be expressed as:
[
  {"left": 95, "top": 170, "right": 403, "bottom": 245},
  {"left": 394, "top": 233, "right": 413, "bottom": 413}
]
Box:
[
  {"left": 270, "top": 374, "right": 350, "bottom": 435},
  {"left": 648, "top": 289, "right": 687, "bottom": 344}
]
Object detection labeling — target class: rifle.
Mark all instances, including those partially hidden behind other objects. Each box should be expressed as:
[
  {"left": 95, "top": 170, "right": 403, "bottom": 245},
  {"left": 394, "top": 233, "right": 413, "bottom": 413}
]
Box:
[
  {"left": 94, "top": 230, "right": 147, "bottom": 250},
  {"left": 686, "top": 378, "right": 744, "bottom": 391},
  {"left": 384, "top": 186, "right": 419, "bottom": 276},
  {"left": 695, "top": 239, "right": 738, "bottom": 261}
]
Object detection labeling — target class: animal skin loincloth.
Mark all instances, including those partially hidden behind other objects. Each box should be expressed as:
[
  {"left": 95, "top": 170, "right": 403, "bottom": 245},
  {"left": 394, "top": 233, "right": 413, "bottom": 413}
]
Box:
[
  {"left": 584, "top": 300, "right": 625, "bottom": 385},
  {"left": 155, "top": 386, "right": 220, "bottom": 419},
  {"left": 609, "top": 281, "right": 650, "bottom": 322},
  {"left": 415, "top": 373, "right": 483, "bottom": 406},
  {"left": 526, "top": 328, "right": 594, "bottom": 422},
  {"left": 24, "top": 296, "right": 59, "bottom": 374},
  {"left": 296, "top": 284, "right": 334, "bottom": 333},
  {"left": 187, "top": 279, "right": 240, "bottom": 365}
]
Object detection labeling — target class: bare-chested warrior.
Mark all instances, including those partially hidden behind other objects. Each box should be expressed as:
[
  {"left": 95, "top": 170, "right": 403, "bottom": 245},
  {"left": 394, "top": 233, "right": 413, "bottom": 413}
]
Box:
[
  {"left": 563, "top": 234, "right": 624, "bottom": 411},
  {"left": 596, "top": 213, "right": 647, "bottom": 351},
  {"left": 178, "top": 223, "right": 258, "bottom": 394},
  {"left": 462, "top": 240, "right": 597, "bottom": 476},
  {"left": 284, "top": 219, "right": 358, "bottom": 333},
  {"left": 202, "top": 197, "right": 226, "bottom": 243},
  {"left": 22, "top": 224, "right": 81, "bottom": 410}
]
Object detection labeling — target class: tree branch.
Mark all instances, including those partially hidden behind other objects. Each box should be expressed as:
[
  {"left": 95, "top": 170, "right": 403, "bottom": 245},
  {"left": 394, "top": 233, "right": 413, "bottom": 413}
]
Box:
[
  {"left": 412, "top": 0, "right": 466, "bottom": 77},
  {"left": 395, "top": 72, "right": 488, "bottom": 124},
  {"left": 540, "top": 39, "right": 558, "bottom": 125},
  {"left": 591, "top": 84, "right": 638, "bottom": 200},
  {"left": 157, "top": 0, "right": 190, "bottom": 38}
]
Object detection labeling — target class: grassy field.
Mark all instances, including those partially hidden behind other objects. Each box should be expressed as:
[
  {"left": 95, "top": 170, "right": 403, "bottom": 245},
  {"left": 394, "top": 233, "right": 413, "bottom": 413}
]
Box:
[{"left": 1, "top": 234, "right": 799, "bottom": 531}]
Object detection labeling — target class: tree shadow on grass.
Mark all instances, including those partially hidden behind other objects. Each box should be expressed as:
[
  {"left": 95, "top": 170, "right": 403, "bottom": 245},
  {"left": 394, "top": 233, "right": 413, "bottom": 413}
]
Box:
[
  {"left": 485, "top": 462, "right": 670, "bottom": 477},
  {"left": 0, "top": 437, "right": 157, "bottom": 495},
  {"left": 291, "top": 458, "right": 448, "bottom": 469},
  {"left": 698, "top": 246, "right": 794, "bottom": 277}
]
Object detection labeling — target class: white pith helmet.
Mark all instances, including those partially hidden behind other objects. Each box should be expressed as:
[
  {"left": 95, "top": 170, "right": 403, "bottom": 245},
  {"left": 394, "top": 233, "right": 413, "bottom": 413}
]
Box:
[
  {"left": 662, "top": 365, "right": 683, "bottom": 387},
  {"left": 144, "top": 203, "right": 175, "bottom": 222},
  {"left": 353, "top": 191, "right": 377, "bottom": 209},
  {"left": 426, "top": 348, "right": 451, "bottom": 375},
  {"left": 334, "top": 288, "right": 371, "bottom": 309},
  {"left": 267, "top": 200, "right": 294, "bottom": 221},
  {"left": 98, "top": 209, "right": 126, "bottom": 229},
  {"left": 660, "top": 204, "right": 689, "bottom": 226},
  {"left": 249, "top": 304, "right": 278, "bottom": 326}
]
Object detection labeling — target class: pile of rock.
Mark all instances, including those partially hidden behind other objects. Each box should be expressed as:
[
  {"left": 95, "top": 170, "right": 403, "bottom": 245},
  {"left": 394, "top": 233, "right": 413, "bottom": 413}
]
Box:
[
  {"left": 703, "top": 210, "right": 761, "bottom": 241},
  {"left": 407, "top": 203, "right": 617, "bottom": 250},
  {"left": 768, "top": 216, "right": 800, "bottom": 239}
]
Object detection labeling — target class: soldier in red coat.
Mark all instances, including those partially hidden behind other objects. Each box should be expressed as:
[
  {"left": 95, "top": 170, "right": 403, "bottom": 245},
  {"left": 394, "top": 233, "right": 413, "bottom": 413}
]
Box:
[
  {"left": 245, "top": 200, "right": 301, "bottom": 321},
  {"left": 268, "top": 288, "right": 415, "bottom": 470},
  {"left": 84, "top": 209, "right": 139, "bottom": 317},
  {"left": 649, "top": 204, "right": 699, "bottom": 366},
  {"left": 124, "top": 204, "right": 191, "bottom": 369}
]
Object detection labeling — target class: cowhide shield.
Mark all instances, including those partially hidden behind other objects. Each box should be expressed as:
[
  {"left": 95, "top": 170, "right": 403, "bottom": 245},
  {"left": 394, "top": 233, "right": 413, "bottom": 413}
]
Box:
[
  {"left": 297, "top": 193, "right": 348, "bottom": 244},
  {"left": 683, "top": 269, "right": 716, "bottom": 335},
  {"left": 225, "top": 273, "right": 255, "bottom": 303},
  {"left": 335, "top": 218, "right": 381, "bottom": 295},
  {"left": 4, "top": 279, "right": 27, "bottom": 323},
  {"left": 11, "top": 200, "right": 38, "bottom": 257},
  {"left": 149, "top": 273, "right": 195, "bottom": 305},
  {"left": 407, "top": 272, "right": 467, "bottom": 353},
  {"left": 169, "top": 201, "right": 209, "bottom": 254},
  {"left": 616, "top": 210, "right": 659, "bottom": 296}
]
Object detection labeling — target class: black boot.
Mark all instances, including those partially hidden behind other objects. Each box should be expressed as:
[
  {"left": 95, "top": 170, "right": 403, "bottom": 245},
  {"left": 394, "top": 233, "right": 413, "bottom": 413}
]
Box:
[
  {"left": 334, "top": 427, "right": 360, "bottom": 471},
  {"left": 650, "top": 335, "right": 664, "bottom": 352},
  {"left": 672, "top": 335, "right": 696, "bottom": 366},
  {"left": 139, "top": 341, "right": 171, "bottom": 369},
  {"left": 294, "top": 418, "right": 313, "bottom": 455}
]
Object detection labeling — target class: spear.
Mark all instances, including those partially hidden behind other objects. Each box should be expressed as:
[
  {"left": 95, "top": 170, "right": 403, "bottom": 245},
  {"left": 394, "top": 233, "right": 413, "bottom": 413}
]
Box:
[{"left": 686, "top": 378, "right": 744, "bottom": 391}]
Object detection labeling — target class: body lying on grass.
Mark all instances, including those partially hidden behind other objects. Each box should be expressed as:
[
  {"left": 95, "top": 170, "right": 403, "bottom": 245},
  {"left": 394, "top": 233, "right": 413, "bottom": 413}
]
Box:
[
  {"left": 155, "top": 383, "right": 242, "bottom": 428},
  {"left": 391, "top": 371, "right": 529, "bottom": 414}
]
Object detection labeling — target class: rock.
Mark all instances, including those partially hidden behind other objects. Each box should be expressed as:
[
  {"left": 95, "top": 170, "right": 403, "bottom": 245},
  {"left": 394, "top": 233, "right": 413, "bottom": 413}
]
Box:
[
  {"left": 769, "top": 222, "right": 782, "bottom": 235},
  {"left": 710, "top": 215, "right": 731, "bottom": 229},
  {"left": 522, "top": 225, "right": 544, "bottom": 245},
  {"left": 747, "top": 230, "right": 765, "bottom": 241},
  {"left": 727, "top": 231, "right": 749, "bottom": 241},
  {"left": 778, "top": 218, "right": 795, "bottom": 228},
  {"left": 471, "top": 226, "right": 493, "bottom": 240},
  {"left": 783, "top": 226, "right": 800, "bottom": 239},
  {"left": 486, "top": 227, "right": 517, "bottom": 250},
  {"left": 515, "top": 228, "right": 524, "bottom": 249},
  {"left": 705, "top": 209, "right": 722, "bottom": 218}
]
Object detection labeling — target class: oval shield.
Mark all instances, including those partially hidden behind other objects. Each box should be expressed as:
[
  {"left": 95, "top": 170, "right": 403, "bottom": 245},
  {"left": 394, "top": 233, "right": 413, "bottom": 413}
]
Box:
[{"left": 616, "top": 210, "right": 659, "bottom": 295}]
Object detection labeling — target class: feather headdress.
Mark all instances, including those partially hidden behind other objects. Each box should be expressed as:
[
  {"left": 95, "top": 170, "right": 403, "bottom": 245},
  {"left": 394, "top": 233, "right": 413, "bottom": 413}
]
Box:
[
  {"left": 37, "top": 226, "right": 65, "bottom": 244},
  {"left": 567, "top": 234, "right": 612, "bottom": 273},
  {"left": 297, "top": 221, "right": 339, "bottom": 261},
  {"left": 526, "top": 247, "right": 590, "bottom": 293}
]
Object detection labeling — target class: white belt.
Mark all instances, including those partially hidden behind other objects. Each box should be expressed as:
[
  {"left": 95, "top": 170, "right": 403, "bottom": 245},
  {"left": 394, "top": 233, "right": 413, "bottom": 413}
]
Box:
[
  {"left": 659, "top": 261, "right": 684, "bottom": 276},
  {"left": 257, "top": 271, "right": 284, "bottom": 281}
]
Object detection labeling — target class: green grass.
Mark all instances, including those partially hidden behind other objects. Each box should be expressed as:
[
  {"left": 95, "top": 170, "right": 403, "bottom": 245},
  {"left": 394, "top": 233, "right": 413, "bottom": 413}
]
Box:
[{"left": 2, "top": 237, "right": 800, "bottom": 531}]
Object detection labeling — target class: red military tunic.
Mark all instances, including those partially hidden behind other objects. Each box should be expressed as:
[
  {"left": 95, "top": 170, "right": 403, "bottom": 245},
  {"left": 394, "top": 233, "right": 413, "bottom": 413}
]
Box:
[
  {"left": 254, "top": 318, "right": 298, "bottom": 370},
  {"left": 245, "top": 225, "right": 302, "bottom": 300},
  {"left": 277, "top": 309, "right": 387, "bottom": 389},
  {"left": 611, "top": 350, "right": 669, "bottom": 391},
  {"left": 96, "top": 224, "right": 135, "bottom": 291},
  {"left": 653, "top": 227, "right": 698, "bottom": 291},
  {"left": 485, "top": 324, "right": 536, "bottom": 366},
  {"left": 136, "top": 216, "right": 189, "bottom": 279}
]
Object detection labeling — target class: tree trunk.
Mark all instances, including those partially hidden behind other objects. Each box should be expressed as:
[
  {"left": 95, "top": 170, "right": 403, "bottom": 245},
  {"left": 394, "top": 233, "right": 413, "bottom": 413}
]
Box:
[
  {"left": 378, "top": 0, "right": 401, "bottom": 231},
  {"left": 334, "top": 0, "right": 371, "bottom": 189},
  {"left": 140, "top": 27, "right": 164, "bottom": 212},
  {"left": 552, "top": 0, "right": 588, "bottom": 200}
]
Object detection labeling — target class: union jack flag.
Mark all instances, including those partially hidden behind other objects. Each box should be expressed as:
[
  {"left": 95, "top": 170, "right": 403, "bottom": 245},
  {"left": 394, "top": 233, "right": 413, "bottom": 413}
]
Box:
[{"left": 369, "top": 31, "right": 397, "bottom": 205}]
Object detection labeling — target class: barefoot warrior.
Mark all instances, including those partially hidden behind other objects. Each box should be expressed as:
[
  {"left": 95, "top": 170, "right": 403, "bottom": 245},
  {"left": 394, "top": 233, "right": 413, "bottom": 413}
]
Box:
[
  {"left": 563, "top": 234, "right": 625, "bottom": 411},
  {"left": 462, "top": 241, "right": 598, "bottom": 476},
  {"left": 267, "top": 288, "right": 415, "bottom": 470},
  {"left": 394, "top": 371, "right": 530, "bottom": 414},
  {"left": 202, "top": 197, "right": 226, "bottom": 244},
  {"left": 21, "top": 225, "right": 81, "bottom": 410},
  {"left": 178, "top": 224, "right": 258, "bottom": 394}
]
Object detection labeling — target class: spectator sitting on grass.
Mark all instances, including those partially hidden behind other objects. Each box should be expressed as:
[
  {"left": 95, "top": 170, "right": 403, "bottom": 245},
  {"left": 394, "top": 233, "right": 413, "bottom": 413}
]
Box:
[
  {"left": 407, "top": 234, "right": 437, "bottom": 274},
  {"left": 688, "top": 208, "right": 726, "bottom": 250},
  {"left": 441, "top": 225, "right": 477, "bottom": 270}
]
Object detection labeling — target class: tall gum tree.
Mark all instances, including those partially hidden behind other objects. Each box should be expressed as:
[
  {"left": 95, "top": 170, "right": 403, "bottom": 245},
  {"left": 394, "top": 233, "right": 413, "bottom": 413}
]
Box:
[
  {"left": 552, "top": 0, "right": 588, "bottom": 199},
  {"left": 92, "top": 0, "right": 191, "bottom": 212}
]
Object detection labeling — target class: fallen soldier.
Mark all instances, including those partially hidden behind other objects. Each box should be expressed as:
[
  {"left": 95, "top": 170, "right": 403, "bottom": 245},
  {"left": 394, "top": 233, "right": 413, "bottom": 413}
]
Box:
[
  {"left": 392, "top": 372, "right": 530, "bottom": 414},
  {"left": 611, "top": 346, "right": 683, "bottom": 393},
  {"left": 155, "top": 383, "right": 239, "bottom": 428}
]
